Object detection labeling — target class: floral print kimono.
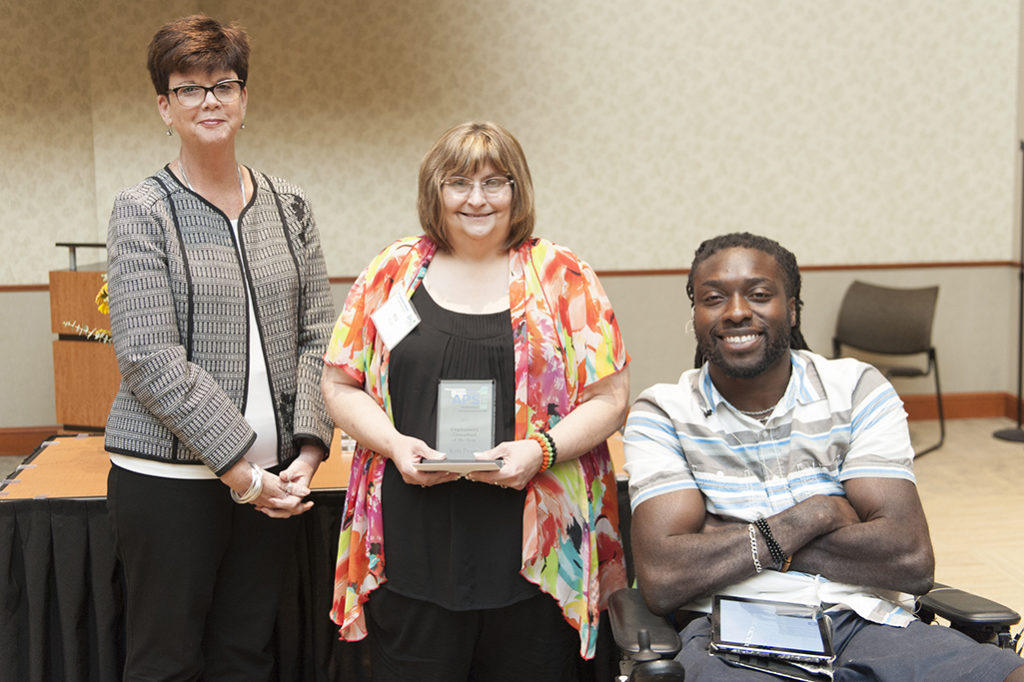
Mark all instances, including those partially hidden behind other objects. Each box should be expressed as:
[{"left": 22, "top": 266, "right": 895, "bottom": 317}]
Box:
[{"left": 325, "top": 235, "right": 628, "bottom": 658}]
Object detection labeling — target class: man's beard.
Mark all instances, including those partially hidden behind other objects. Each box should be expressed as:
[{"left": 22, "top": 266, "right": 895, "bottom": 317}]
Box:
[{"left": 697, "top": 325, "right": 792, "bottom": 379}]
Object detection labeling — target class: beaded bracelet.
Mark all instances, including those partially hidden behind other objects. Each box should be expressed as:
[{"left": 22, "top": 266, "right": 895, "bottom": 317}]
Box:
[
  {"left": 528, "top": 433, "right": 554, "bottom": 473},
  {"left": 539, "top": 431, "right": 558, "bottom": 467},
  {"left": 541, "top": 434, "right": 555, "bottom": 471},
  {"left": 754, "top": 518, "right": 788, "bottom": 568}
]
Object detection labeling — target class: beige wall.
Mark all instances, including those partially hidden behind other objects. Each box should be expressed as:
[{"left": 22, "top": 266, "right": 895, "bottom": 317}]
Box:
[
  {"left": 2, "top": 1, "right": 1023, "bottom": 426},
  {"left": 1, "top": 291, "right": 56, "bottom": 426},
  {"left": 1, "top": 0, "right": 1020, "bottom": 284}
]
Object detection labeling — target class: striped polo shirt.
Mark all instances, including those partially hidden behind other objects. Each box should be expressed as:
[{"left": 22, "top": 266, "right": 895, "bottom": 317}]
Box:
[
  {"left": 624, "top": 350, "right": 915, "bottom": 516},
  {"left": 622, "top": 350, "right": 920, "bottom": 625}
]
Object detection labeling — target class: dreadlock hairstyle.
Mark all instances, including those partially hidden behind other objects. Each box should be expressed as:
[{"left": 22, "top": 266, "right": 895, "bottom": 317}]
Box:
[{"left": 685, "top": 232, "right": 810, "bottom": 368}]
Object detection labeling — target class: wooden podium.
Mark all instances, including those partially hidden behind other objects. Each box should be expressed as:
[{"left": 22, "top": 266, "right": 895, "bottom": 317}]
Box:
[{"left": 49, "top": 267, "right": 120, "bottom": 431}]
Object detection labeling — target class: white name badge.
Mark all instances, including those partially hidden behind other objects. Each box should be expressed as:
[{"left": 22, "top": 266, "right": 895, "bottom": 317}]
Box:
[{"left": 370, "top": 288, "right": 421, "bottom": 350}]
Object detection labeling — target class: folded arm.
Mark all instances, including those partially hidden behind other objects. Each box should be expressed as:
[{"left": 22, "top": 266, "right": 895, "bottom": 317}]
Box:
[
  {"left": 787, "top": 478, "right": 934, "bottom": 594},
  {"left": 632, "top": 477, "right": 934, "bottom": 616},
  {"left": 632, "top": 489, "right": 856, "bottom": 615}
]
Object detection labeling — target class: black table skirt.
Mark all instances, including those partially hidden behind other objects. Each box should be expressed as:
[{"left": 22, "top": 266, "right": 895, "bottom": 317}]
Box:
[
  {"left": 0, "top": 491, "right": 369, "bottom": 682},
  {"left": 0, "top": 489, "right": 618, "bottom": 681}
]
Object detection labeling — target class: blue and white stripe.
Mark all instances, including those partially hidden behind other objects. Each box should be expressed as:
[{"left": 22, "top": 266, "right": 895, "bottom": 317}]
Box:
[{"left": 624, "top": 350, "right": 915, "bottom": 515}]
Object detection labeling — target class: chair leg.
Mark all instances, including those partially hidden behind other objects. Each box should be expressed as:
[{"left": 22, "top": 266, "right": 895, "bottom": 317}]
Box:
[{"left": 914, "top": 350, "right": 944, "bottom": 458}]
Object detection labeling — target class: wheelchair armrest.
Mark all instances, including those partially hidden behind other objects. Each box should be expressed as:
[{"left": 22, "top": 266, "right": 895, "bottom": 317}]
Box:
[
  {"left": 608, "top": 587, "right": 683, "bottom": 658},
  {"left": 918, "top": 584, "right": 1021, "bottom": 629}
]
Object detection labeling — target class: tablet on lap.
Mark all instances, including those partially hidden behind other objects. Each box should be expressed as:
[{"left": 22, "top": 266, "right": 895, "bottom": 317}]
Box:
[{"left": 710, "top": 595, "right": 835, "bottom": 667}]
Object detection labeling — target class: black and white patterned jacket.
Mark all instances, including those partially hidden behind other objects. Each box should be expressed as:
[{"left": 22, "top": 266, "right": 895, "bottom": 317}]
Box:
[{"left": 104, "top": 165, "right": 335, "bottom": 475}]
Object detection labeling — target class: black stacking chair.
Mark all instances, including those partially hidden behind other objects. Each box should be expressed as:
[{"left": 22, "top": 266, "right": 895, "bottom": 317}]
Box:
[{"left": 832, "top": 281, "right": 944, "bottom": 457}]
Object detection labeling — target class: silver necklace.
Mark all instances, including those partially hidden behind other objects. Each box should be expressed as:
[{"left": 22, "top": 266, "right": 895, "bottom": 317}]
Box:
[
  {"left": 735, "top": 405, "right": 774, "bottom": 417},
  {"left": 733, "top": 400, "right": 780, "bottom": 420},
  {"left": 178, "top": 159, "right": 246, "bottom": 209}
]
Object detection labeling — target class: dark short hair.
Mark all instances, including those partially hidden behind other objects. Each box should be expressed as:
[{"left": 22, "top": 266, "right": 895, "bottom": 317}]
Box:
[
  {"left": 147, "top": 14, "right": 250, "bottom": 95},
  {"left": 686, "top": 232, "right": 809, "bottom": 365},
  {"left": 417, "top": 121, "right": 536, "bottom": 252}
]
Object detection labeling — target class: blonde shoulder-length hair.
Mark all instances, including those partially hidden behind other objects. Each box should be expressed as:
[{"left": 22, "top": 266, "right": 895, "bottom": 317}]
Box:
[{"left": 417, "top": 121, "right": 536, "bottom": 252}]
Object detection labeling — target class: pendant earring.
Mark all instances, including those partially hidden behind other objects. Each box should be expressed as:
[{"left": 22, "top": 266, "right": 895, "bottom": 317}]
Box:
[
  {"left": 241, "top": 122, "right": 246, "bottom": 130},
  {"left": 166, "top": 127, "right": 173, "bottom": 136}
]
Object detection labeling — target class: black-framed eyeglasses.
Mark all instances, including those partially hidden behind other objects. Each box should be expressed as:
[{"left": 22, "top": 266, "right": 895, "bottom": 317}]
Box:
[
  {"left": 168, "top": 79, "right": 245, "bottom": 107},
  {"left": 442, "top": 176, "right": 514, "bottom": 198}
]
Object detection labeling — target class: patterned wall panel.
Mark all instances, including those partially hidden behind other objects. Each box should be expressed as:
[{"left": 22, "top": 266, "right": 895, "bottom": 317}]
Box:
[
  {"left": 0, "top": 0, "right": 99, "bottom": 280},
  {"left": 0, "top": 0, "right": 1019, "bottom": 283}
]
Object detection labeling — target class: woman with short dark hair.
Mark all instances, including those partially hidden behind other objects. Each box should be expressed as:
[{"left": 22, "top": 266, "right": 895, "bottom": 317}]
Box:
[{"left": 105, "top": 14, "right": 334, "bottom": 679}]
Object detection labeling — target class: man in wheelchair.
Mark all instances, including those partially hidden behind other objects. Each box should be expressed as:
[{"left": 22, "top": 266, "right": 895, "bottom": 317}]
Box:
[{"left": 621, "top": 233, "right": 1024, "bottom": 680}]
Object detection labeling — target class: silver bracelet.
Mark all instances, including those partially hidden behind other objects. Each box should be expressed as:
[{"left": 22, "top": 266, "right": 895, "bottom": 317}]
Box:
[
  {"left": 747, "top": 523, "right": 763, "bottom": 574},
  {"left": 231, "top": 462, "right": 263, "bottom": 504}
]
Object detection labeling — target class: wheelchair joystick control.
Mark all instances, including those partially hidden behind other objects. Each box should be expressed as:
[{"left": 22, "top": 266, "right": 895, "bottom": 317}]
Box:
[
  {"left": 628, "top": 629, "right": 687, "bottom": 681},
  {"left": 634, "top": 629, "right": 661, "bottom": 663}
]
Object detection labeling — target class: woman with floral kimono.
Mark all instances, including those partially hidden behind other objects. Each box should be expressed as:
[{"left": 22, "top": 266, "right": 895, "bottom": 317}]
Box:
[{"left": 322, "top": 121, "right": 629, "bottom": 681}]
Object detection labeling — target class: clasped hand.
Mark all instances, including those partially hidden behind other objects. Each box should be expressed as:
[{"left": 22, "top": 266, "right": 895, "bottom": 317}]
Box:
[
  {"left": 224, "top": 459, "right": 317, "bottom": 519},
  {"left": 255, "top": 459, "right": 317, "bottom": 518}
]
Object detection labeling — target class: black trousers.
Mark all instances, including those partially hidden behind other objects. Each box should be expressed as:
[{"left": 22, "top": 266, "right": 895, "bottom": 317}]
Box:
[
  {"left": 365, "top": 586, "right": 582, "bottom": 682},
  {"left": 107, "top": 465, "right": 298, "bottom": 682}
]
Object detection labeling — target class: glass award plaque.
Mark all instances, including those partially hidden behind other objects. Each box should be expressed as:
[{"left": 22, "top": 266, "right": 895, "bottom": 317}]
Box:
[{"left": 414, "top": 379, "right": 501, "bottom": 473}]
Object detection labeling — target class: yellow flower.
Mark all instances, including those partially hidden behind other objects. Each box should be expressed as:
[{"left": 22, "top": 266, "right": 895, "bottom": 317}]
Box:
[
  {"left": 62, "top": 277, "right": 112, "bottom": 343},
  {"left": 95, "top": 282, "right": 109, "bottom": 315}
]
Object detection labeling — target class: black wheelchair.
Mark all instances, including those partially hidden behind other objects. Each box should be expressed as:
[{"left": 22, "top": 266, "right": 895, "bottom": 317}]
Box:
[
  {"left": 607, "top": 584, "right": 1022, "bottom": 681},
  {"left": 607, "top": 481, "right": 1022, "bottom": 681}
]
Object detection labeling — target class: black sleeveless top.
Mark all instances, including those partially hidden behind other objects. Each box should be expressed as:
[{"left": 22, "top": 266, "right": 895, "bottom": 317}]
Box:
[{"left": 382, "top": 285, "right": 536, "bottom": 610}]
